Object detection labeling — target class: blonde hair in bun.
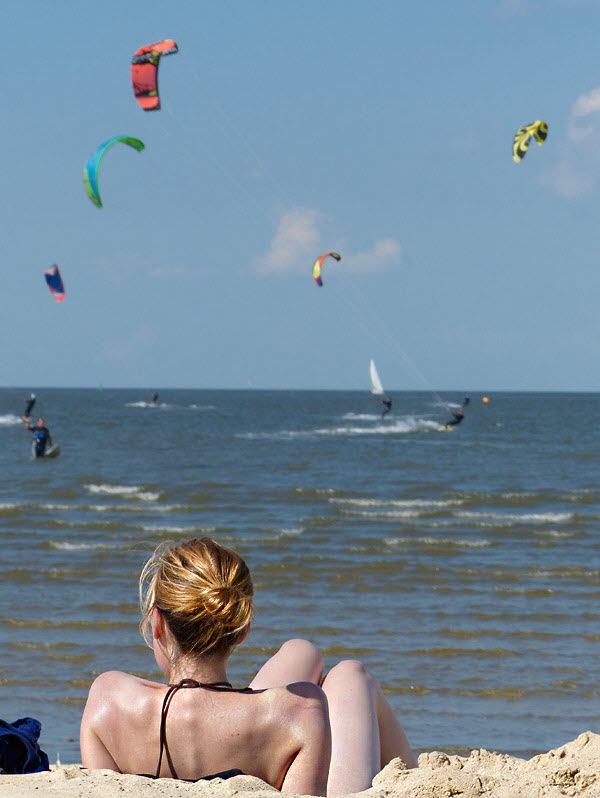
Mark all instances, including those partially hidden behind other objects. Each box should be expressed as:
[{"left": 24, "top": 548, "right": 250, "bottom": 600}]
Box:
[{"left": 139, "top": 537, "right": 254, "bottom": 658}]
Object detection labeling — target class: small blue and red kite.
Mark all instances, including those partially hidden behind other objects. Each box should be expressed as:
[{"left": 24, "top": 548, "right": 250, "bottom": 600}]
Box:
[{"left": 45, "top": 265, "right": 65, "bottom": 302}]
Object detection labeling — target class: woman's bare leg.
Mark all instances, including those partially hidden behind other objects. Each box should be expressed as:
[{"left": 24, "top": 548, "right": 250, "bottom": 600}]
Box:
[
  {"left": 249, "top": 638, "right": 324, "bottom": 689},
  {"left": 321, "top": 660, "right": 416, "bottom": 798},
  {"left": 374, "top": 678, "right": 416, "bottom": 770}
]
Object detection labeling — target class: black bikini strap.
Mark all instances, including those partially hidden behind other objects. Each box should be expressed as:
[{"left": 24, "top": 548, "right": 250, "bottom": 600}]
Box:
[{"left": 155, "top": 679, "right": 235, "bottom": 779}]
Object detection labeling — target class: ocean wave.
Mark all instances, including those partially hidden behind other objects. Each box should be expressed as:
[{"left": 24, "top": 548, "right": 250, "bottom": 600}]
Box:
[
  {"left": 313, "top": 417, "right": 441, "bottom": 435},
  {"left": 339, "top": 508, "right": 425, "bottom": 519},
  {"left": 456, "top": 511, "right": 574, "bottom": 524},
  {"left": 84, "top": 484, "right": 161, "bottom": 502},
  {"left": 384, "top": 536, "right": 493, "bottom": 548},
  {"left": 294, "top": 487, "right": 336, "bottom": 495},
  {"left": 239, "top": 416, "right": 440, "bottom": 440},
  {"left": 45, "top": 541, "right": 130, "bottom": 551},
  {"left": 125, "top": 401, "right": 169, "bottom": 408},
  {"left": 331, "top": 498, "right": 464, "bottom": 508},
  {"left": 88, "top": 503, "right": 184, "bottom": 513},
  {"left": 140, "top": 524, "right": 216, "bottom": 534},
  {"left": 0, "top": 413, "right": 22, "bottom": 426}
]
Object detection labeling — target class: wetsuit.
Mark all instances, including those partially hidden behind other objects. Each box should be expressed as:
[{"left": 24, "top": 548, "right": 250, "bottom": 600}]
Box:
[
  {"left": 29, "top": 426, "right": 51, "bottom": 458},
  {"left": 152, "top": 679, "right": 254, "bottom": 780},
  {"left": 381, "top": 398, "right": 392, "bottom": 419},
  {"left": 462, "top": 395, "right": 470, "bottom": 407},
  {"left": 445, "top": 412, "right": 464, "bottom": 428},
  {"left": 151, "top": 394, "right": 159, "bottom": 405}
]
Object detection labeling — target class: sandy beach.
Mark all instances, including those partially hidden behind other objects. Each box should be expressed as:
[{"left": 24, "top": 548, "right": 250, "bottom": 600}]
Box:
[{"left": 2, "top": 732, "right": 599, "bottom": 798}]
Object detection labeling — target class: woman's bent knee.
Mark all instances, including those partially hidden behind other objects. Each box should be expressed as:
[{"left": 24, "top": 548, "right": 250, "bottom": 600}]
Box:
[
  {"left": 324, "top": 659, "right": 375, "bottom": 689},
  {"left": 279, "top": 639, "right": 324, "bottom": 673},
  {"left": 280, "top": 638, "right": 321, "bottom": 659}
]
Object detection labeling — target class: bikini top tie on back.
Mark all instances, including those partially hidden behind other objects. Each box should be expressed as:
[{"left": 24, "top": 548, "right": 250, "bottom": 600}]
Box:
[{"left": 156, "top": 678, "right": 254, "bottom": 780}]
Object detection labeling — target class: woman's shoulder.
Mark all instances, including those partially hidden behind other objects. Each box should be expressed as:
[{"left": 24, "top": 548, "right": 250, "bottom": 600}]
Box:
[
  {"left": 86, "top": 671, "right": 164, "bottom": 714},
  {"left": 256, "top": 681, "right": 329, "bottom": 729},
  {"left": 89, "top": 669, "right": 159, "bottom": 690}
]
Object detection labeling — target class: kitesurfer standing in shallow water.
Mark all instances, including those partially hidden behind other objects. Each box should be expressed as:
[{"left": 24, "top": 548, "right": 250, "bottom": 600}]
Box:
[{"left": 23, "top": 416, "right": 53, "bottom": 458}]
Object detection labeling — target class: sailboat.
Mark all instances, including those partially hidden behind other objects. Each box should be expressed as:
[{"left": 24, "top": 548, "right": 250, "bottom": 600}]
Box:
[{"left": 369, "top": 359, "right": 385, "bottom": 395}]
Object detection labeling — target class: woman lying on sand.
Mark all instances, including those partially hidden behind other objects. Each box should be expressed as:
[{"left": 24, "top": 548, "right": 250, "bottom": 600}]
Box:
[{"left": 80, "top": 537, "right": 415, "bottom": 797}]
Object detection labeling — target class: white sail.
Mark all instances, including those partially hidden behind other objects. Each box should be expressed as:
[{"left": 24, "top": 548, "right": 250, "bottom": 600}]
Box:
[{"left": 369, "top": 359, "right": 384, "bottom": 395}]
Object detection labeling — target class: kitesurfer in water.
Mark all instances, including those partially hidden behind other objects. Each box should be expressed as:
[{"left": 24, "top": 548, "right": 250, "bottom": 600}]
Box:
[
  {"left": 23, "top": 416, "right": 53, "bottom": 458},
  {"left": 462, "top": 394, "right": 470, "bottom": 407},
  {"left": 444, "top": 407, "right": 464, "bottom": 428},
  {"left": 23, "top": 393, "right": 36, "bottom": 418},
  {"left": 381, "top": 396, "right": 392, "bottom": 419},
  {"left": 150, "top": 393, "right": 159, "bottom": 406}
]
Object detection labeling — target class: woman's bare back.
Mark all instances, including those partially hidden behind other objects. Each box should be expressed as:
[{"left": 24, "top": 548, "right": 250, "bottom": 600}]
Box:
[{"left": 81, "top": 670, "right": 330, "bottom": 794}]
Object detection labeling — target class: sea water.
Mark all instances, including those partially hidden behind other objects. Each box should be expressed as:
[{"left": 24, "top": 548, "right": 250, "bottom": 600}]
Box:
[{"left": 0, "top": 388, "right": 598, "bottom": 762}]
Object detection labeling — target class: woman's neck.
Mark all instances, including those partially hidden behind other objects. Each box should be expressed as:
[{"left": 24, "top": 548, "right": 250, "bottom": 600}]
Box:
[{"left": 166, "top": 654, "right": 230, "bottom": 686}]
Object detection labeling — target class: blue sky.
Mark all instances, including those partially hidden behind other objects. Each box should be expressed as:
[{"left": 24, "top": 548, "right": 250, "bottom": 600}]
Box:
[{"left": 3, "top": 0, "right": 600, "bottom": 390}]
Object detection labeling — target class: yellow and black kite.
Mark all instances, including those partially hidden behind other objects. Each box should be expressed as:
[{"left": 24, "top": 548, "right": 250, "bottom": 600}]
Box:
[{"left": 512, "top": 121, "right": 548, "bottom": 163}]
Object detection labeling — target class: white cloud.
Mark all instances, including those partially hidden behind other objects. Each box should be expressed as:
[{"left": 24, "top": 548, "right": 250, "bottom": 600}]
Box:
[
  {"left": 255, "top": 208, "right": 321, "bottom": 274},
  {"left": 542, "top": 160, "right": 592, "bottom": 199},
  {"left": 572, "top": 87, "right": 600, "bottom": 119},
  {"left": 343, "top": 238, "right": 402, "bottom": 274},
  {"left": 543, "top": 85, "right": 600, "bottom": 198},
  {"left": 256, "top": 209, "right": 401, "bottom": 277}
]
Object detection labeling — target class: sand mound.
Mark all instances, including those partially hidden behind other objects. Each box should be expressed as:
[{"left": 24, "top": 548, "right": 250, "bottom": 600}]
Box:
[{"left": 1, "top": 732, "right": 599, "bottom": 797}]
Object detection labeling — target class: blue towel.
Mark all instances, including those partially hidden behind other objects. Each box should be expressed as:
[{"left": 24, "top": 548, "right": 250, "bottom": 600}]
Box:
[{"left": 0, "top": 717, "right": 49, "bottom": 774}]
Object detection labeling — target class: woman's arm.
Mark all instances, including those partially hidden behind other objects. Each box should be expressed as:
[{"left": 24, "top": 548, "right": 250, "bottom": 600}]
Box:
[
  {"left": 279, "top": 683, "right": 331, "bottom": 797},
  {"left": 80, "top": 672, "right": 123, "bottom": 771}
]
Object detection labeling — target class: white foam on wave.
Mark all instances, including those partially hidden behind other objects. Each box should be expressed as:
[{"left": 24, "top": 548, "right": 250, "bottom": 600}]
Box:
[
  {"left": 239, "top": 416, "right": 440, "bottom": 440},
  {"left": 85, "top": 484, "right": 161, "bottom": 502},
  {"left": 279, "top": 527, "right": 303, "bottom": 537},
  {"left": 457, "top": 511, "right": 574, "bottom": 524},
  {"left": 384, "top": 536, "right": 492, "bottom": 548},
  {"left": 342, "top": 413, "right": 380, "bottom": 421},
  {"left": 294, "top": 487, "right": 336, "bottom": 495},
  {"left": 48, "top": 540, "right": 128, "bottom": 551},
  {"left": 125, "top": 401, "right": 169, "bottom": 408},
  {"left": 314, "top": 416, "right": 441, "bottom": 436},
  {"left": 331, "top": 498, "right": 464, "bottom": 509},
  {"left": 140, "top": 524, "right": 216, "bottom": 534},
  {"left": 88, "top": 503, "right": 183, "bottom": 514},
  {"left": 339, "top": 508, "right": 424, "bottom": 519},
  {"left": 0, "top": 414, "right": 23, "bottom": 426},
  {"left": 86, "top": 484, "right": 141, "bottom": 496}
]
